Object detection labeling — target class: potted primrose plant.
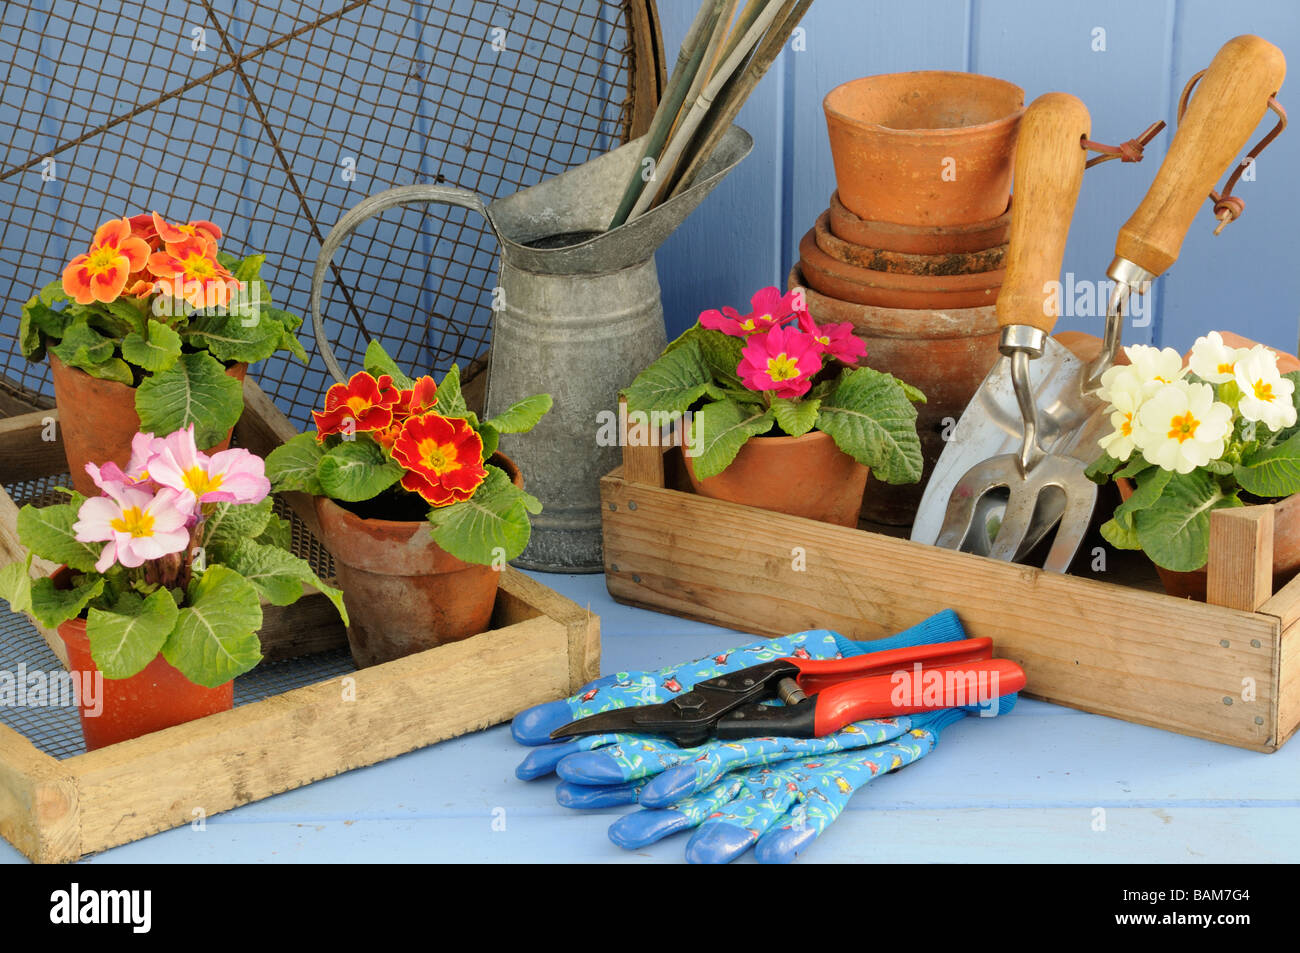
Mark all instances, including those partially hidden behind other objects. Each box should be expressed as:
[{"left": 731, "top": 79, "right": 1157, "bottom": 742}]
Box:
[
  {"left": 265, "top": 342, "right": 551, "bottom": 667},
  {"left": 624, "top": 286, "right": 924, "bottom": 527},
  {"left": 17, "top": 212, "right": 307, "bottom": 497},
  {"left": 0, "top": 427, "right": 344, "bottom": 750},
  {"left": 1087, "top": 333, "right": 1300, "bottom": 600}
]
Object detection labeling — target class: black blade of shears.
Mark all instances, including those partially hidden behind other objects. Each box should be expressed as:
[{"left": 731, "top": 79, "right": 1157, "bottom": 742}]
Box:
[{"left": 548, "top": 659, "right": 801, "bottom": 746}]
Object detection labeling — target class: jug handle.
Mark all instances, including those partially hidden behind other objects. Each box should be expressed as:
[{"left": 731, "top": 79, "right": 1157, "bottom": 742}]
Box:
[{"left": 310, "top": 184, "right": 499, "bottom": 383}]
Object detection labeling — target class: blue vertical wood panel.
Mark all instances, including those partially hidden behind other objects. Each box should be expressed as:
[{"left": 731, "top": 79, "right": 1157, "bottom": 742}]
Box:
[
  {"left": 1154, "top": 0, "right": 1300, "bottom": 355},
  {"left": 653, "top": 1, "right": 786, "bottom": 337}
]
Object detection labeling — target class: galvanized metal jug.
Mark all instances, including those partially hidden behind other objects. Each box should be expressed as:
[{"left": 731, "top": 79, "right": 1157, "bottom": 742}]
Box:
[{"left": 311, "top": 125, "right": 752, "bottom": 571}]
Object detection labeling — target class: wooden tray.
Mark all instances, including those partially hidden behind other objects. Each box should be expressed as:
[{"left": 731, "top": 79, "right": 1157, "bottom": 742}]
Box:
[
  {"left": 601, "top": 438, "right": 1299, "bottom": 754},
  {"left": 0, "top": 380, "right": 600, "bottom": 863}
]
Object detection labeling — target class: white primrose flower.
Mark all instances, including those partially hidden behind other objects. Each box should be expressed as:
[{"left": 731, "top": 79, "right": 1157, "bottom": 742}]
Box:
[
  {"left": 1097, "top": 387, "right": 1143, "bottom": 461},
  {"left": 1188, "top": 331, "right": 1249, "bottom": 384},
  {"left": 1098, "top": 344, "right": 1187, "bottom": 405},
  {"left": 1234, "top": 345, "right": 1298, "bottom": 431},
  {"left": 1132, "top": 380, "right": 1233, "bottom": 474}
]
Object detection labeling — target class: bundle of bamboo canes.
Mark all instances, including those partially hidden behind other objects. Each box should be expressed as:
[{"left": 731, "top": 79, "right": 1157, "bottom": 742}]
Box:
[{"left": 608, "top": 0, "right": 813, "bottom": 228}]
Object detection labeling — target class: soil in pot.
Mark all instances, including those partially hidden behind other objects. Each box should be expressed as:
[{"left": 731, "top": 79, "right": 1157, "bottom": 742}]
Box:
[
  {"left": 51, "top": 570, "right": 233, "bottom": 751},
  {"left": 314, "top": 453, "right": 522, "bottom": 668},
  {"left": 683, "top": 429, "right": 869, "bottom": 528},
  {"left": 50, "top": 353, "right": 246, "bottom": 497}
]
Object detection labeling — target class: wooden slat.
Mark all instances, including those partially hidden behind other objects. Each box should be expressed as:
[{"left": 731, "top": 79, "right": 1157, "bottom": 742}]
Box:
[
  {"left": 64, "top": 615, "right": 571, "bottom": 859},
  {"left": 619, "top": 399, "right": 668, "bottom": 488},
  {"left": 1259, "top": 571, "right": 1300, "bottom": 629},
  {"left": 1207, "top": 506, "right": 1274, "bottom": 611},
  {"left": 0, "top": 410, "right": 64, "bottom": 484},
  {"left": 601, "top": 472, "right": 1280, "bottom": 751},
  {"left": 0, "top": 723, "right": 78, "bottom": 864},
  {"left": 1281, "top": 618, "right": 1300, "bottom": 747},
  {"left": 498, "top": 567, "right": 600, "bottom": 690}
]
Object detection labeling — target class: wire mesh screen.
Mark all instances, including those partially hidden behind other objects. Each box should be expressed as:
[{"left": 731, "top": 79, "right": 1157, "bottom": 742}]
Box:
[{"left": 0, "top": 0, "right": 661, "bottom": 424}]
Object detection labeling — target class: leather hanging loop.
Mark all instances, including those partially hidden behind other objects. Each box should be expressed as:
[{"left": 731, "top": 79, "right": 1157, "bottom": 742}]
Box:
[
  {"left": 1082, "top": 119, "right": 1167, "bottom": 169},
  {"left": 1177, "top": 68, "right": 1288, "bottom": 235}
]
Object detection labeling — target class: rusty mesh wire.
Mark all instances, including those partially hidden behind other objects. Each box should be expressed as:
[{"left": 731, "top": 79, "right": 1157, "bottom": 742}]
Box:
[{"left": 0, "top": 0, "right": 661, "bottom": 424}]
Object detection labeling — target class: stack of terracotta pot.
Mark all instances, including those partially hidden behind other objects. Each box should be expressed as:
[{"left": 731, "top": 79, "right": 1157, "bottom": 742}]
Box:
[{"left": 792, "top": 70, "right": 1025, "bottom": 526}]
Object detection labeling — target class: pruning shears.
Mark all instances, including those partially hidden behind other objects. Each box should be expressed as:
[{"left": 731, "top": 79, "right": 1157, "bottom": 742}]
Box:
[{"left": 550, "top": 638, "right": 1026, "bottom": 746}]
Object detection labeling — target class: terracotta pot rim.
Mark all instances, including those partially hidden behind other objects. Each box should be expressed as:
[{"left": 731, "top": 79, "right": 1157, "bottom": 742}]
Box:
[
  {"left": 725, "top": 428, "right": 839, "bottom": 448},
  {"left": 49, "top": 350, "right": 248, "bottom": 382},
  {"left": 800, "top": 230, "right": 1004, "bottom": 292},
  {"left": 316, "top": 451, "right": 521, "bottom": 533},
  {"left": 831, "top": 192, "right": 1014, "bottom": 237},
  {"left": 815, "top": 211, "right": 1007, "bottom": 275},
  {"left": 791, "top": 266, "right": 1000, "bottom": 338},
  {"left": 823, "top": 71, "right": 1025, "bottom": 138}
]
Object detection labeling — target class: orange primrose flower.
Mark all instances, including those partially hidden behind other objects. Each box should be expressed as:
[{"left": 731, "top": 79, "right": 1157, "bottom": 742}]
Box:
[
  {"left": 152, "top": 212, "right": 221, "bottom": 255},
  {"left": 148, "top": 237, "right": 236, "bottom": 309},
  {"left": 61, "top": 217, "right": 152, "bottom": 305},
  {"left": 390, "top": 414, "right": 486, "bottom": 506},
  {"left": 313, "top": 372, "right": 401, "bottom": 438},
  {"left": 374, "top": 376, "right": 439, "bottom": 449}
]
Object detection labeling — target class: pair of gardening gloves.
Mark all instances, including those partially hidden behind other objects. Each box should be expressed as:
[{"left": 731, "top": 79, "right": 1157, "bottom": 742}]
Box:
[{"left": 512, "top": 610, "right": 1017, "bottom": 864}]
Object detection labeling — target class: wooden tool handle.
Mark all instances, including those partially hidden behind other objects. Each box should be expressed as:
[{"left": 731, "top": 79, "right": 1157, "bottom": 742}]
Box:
[
  {"left": 1116, "top": 34, "right": 1285, "bottom": 275},
  {"left": 997, "top": 92, "right": 1091, "bottom": 333}
]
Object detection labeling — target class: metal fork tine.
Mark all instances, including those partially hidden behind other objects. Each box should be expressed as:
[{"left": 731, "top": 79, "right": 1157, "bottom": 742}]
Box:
[
  {"left": 1042, "top": 481, "right": 1099, "bottom": 573},
  {"left": 935, "top": 488, "right": 981, "bottom": 551},
  {"left": 987, "top": 486, "right": 1039, "bottom": 562}
]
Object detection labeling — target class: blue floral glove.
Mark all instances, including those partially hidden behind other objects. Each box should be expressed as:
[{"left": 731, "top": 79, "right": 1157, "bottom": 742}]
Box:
[
  {"left": 608, "top": 693, "right": 1018, "bottom": 864},
  {"left": 512, "top": 610, "right": 966, "bottom": 781}
]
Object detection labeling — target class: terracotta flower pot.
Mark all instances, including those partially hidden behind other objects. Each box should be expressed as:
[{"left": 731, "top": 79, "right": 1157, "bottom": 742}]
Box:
[
  {"left": 824, "top": 71, "right": 1024, "bottom": 226},
  {"left": 1116, "top": 479, "right": 1300, "bottom": 602},
  {"left": 683, "top": 429, "right": 869, "bottom": 528},
  {"left": 50, "top": 353, "right": 246, "bottom": 497},
  {"left": 828, "top": 192, "right": 1012, "bottom": 255},
  {"left": 51, "top": 570, "right": 232, "bottom": 751},
  {"left": 313, "top": 453, "right": 523, "bottom": 668},
  {"left": 814, "top": 211, "right": 1006, "bottom": 276},
  {"left": 799, "top": 228, "right": 1003, "bottom": 310},
  {"left": 791, "top": 267, "right": 1001, "bottom": 527}
]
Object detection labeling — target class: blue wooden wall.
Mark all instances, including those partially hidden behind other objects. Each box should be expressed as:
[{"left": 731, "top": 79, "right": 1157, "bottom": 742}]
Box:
[{"left": 654, "top": 0, "right": 1300, "bottom": 356}]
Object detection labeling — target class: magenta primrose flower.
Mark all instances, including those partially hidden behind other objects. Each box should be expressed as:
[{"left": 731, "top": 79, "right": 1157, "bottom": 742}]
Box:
[
  {"left": 147, "top": 425, "right": 271, "bottom": 507},
  {"left": 700, "top": 286, "right": 803, "bottom": 339},
  {"left": 738, "top": 325, "right": 823, "bottom": 398},
  {"left": 73, "top": 484, "right": 192, "bottom": 573},
  {"left": 798, "top": 312, "right": 867, "bottom": 365}
]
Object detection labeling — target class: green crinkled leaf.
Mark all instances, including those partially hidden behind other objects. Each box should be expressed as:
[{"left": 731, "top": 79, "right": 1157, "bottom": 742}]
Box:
[
  {"left": 425, "top": 465, "right": 541, "bottom": 564},
  {"left": 1112, "top": 467, "right": 1173, "bottom": 530},
  {"left": 39, "top": 279, "right": 69, "bottom": 307},
  {"left": 625, "top": 337, "right": 714, "bottom": 413},
  {"left": 1114, "top": 455, "right": 1154, "bottom": 480},
  {"left": 1134, "top": 470, "right": 1241, "bottom": 572},
  {"left": 121, "top": 319, "right": 182, "bottom": 373},
  {"left": 183, "top": 311, "right": 283, "bottom": 364},
  {"left": 695, "top": 328, "right": 745, "bottom": 384},
  {"left": 1085, "top": 452, "right": 1123, "bottom": 484},
  {"left": 477, "top": 422, "right": 500, "bottom": 459},
  {"left": 49, "top": 317, "right": 115, "bottom": 371},
  {"left": 0, "top": 556, "right": 34, "bottom": 614},
  {"left": 687, "top": 398, "right": 775, "bottom": 480},
  {"left": 29, "top": 575, "right": 104, "bottom": 628},
  {"left": 485, "top": 394, "right": 551, "bottom": 434},
  {"left": 201, "top": 497, "right": 275, "bottom": 563},
  {"left": 895, "top": 378, "right": 927, "bottom": 404},
  {"left": 86, "top": 588, "right": 180, "bottom": 680},
  {"left": 16, "top": 497, "right": 101, "bottom": 571},
  {"left": 232, "top": 253, "right": 266, "bottom": 283},
  {"left": 1235, "top": 430, "right": 1300, "bottom": 498},
  {"left": 435, "top": 364, "right": 467, "bottom": 416},
  {"left": 816, "top": 367, "right": 923, "bottom": 484},
  {"left": 362, "top": 340, "right": 414, "bottom": 388},
  {"left": 226, "top": 540, "right": 347, "bottom": 623},
  {"left": 135, "top": 350, "right": 244, "bottom": 448},
  {"left": 256, "top": 514, "right": 292, "bottom": 550},
  {"left": 84, "top": 357, "right": 134, "bottom": 384},
  {"left": 101, "top": 298, "right": 148, "bottom": 337},
  {"left": 1099, "top": 517, "right": 1141, "bottom": 551},
  {"left": 317, "top": 438, "right": 404, "bottom": 502},
  {"left": 265, "top": 432, "right": 326, "bottom": 495},
  {"left": 161, "top": 565, "right": 263, "bottom": 688},
  {"left": 770, "top": 397, "right": 820, "bottom": 438}
]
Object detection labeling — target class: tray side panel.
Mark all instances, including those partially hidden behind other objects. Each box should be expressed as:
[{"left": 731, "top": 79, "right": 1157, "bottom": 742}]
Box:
[
  {"left": 63, "top": 616, "right": 569, "bottom": 859},
  {"left": 0, "top": 723, "right": 78, "bottom": 863},
  {"left": 1281, "top": 617, "right": 1300, "bottom": 747},
  {"left": 601, "top": 475, "right": 1279, "bottom": 750}
]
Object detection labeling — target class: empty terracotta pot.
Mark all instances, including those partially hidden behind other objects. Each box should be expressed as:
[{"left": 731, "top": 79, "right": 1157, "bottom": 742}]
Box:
[
  {"left": 50, "top": 353, "right": 245, "bottom": 497},
  {"left": 791, "top": 267, "right": 1001, "bottom": 526},
  {"left": 683, "top": 429, "right": 869, "bottom": 528},
  {"left": 313, "top": 454, "right": 523, "bottom": 668},
  {"left": 829, "top": 192, "right": 1012, "bottom": 255},
  {"left": 824, "top": 71, "right": 1024, "bottom": 226},
  {"left": 799, "top": 229, "right": 1003, "bottom": 310},
  {"left": 814, "top": 211, "right": 1006, "bottom": 276},
  {"left": 52, "top": 568, "right": 233, "bottom": 751}
]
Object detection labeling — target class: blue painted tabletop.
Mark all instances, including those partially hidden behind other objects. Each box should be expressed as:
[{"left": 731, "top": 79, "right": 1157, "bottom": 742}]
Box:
[{"left": 4, "top": 571, "right": 1297, "bottom": 865}]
